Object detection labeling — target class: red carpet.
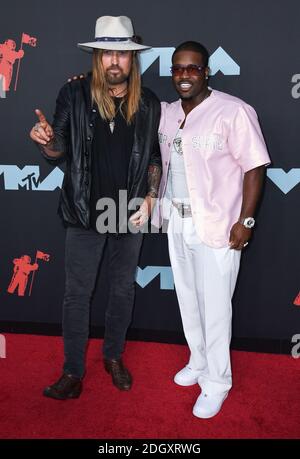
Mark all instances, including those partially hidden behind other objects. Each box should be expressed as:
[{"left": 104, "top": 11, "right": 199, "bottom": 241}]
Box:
[{"left": 0, "top": 334, "right": 299, "bottom": 439}]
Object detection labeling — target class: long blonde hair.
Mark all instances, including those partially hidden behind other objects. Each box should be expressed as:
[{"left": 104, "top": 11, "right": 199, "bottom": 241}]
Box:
[{"left": 91, "top": 49, "right": 141, "bottom": 124}]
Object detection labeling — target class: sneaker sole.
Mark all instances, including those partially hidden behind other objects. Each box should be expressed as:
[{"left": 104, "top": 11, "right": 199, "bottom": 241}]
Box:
[
  {"left": 192, "top": 393, "right": 228, "bottom": 418},
  {"left": 174, "top": 377, "right": 199, "bottom": 387}
]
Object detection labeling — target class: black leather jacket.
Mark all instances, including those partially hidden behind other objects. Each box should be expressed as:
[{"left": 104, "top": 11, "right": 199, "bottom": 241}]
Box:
[{"left": 41, "top": 74, "right": 161, "bottom": 228}]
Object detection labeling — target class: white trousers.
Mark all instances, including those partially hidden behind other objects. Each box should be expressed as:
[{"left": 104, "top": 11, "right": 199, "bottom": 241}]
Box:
[{"left": 167, "top": 207, "right": 241, "bottom": 395}]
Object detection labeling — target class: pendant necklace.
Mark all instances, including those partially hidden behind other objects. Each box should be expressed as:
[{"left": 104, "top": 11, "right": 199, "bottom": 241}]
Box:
[
  {"left": 109, "top": 119, "right": 115, "bottom": 133},
  {"left": 108, "top": 87, "right": 127, "bottom": 133}
]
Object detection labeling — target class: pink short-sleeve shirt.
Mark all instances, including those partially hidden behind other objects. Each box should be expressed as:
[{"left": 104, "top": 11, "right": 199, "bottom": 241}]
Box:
[{"left": 152, "top": 89, "right": 271, "bottom": 248}]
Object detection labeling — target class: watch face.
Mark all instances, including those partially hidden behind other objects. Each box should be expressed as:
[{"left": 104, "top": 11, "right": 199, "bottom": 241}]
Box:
[{"left": 244, "top": 217, "right": 255, "bottom": 228}]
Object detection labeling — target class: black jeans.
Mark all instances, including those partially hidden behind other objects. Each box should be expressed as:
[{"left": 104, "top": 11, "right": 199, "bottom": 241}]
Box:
[{"left": 62, "top": 227, "right": 143, "bottom": 378}]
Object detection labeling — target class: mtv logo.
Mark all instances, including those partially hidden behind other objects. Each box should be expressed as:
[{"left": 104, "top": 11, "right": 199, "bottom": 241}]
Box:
[
  {"left": 136, "top": 266, "right": 174, "bottom": 290},
  {"left": 140, "top": 46, "right": 240, "bottom": 76},
  {"left": 0, "top": 165, "right": 64, "bottom": 191},
  {"left": 267, "top": 168, "right": 300, "bottom": 194}
]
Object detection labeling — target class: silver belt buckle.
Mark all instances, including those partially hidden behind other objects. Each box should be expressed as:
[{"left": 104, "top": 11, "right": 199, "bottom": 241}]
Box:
[
  {"left": 178, "top": 203, "right": 185, "bottom": 217},
  {"left": 178, "top": 203, "right": 191, "bottom": 218}
]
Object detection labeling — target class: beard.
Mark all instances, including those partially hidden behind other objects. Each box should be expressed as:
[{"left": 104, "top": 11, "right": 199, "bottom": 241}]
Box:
[{"left": 105, "top": 67, "right": 129, "bottom": 86}]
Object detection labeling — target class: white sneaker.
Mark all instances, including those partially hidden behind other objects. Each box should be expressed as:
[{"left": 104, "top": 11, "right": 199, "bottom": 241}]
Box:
[
  {"left": 174, "top": 366, "right": 202, "bottom": 386},
  {"left": 192, "top": 391, "right": 228, "bottom": 419}
]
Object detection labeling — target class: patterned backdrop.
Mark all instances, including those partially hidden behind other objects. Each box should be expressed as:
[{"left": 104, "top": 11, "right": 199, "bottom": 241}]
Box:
[{"left": 0, "top": 0, "right": 299, "bottom": 354}]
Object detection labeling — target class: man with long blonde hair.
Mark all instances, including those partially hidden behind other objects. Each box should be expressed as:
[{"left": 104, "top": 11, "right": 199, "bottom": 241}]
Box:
[{"left": 30, "top": 16, "right": 161, "bottom": 399}]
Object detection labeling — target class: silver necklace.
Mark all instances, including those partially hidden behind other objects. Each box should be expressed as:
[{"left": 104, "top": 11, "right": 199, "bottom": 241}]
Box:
[
  {"left": 173, "top": 91, "right": 210, "bottom": 154},
  {"left": 108, "top": 106, "right": 119, "bottom": 134},
  {"left": 108, "top": 95, "right": 125, "bottom": 133},
  {"left": 109, "top": 119, "right": 115, "bottom": 133}
]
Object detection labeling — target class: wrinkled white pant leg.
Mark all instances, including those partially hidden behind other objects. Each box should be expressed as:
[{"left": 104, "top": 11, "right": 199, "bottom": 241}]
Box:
[{"left": 168, "top": 207, "right": 241, "bottom": 395}]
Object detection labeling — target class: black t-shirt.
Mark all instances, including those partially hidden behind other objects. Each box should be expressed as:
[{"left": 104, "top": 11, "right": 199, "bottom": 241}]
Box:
[{"left": 90, "top": 98, "right": 135, "bottom": 232}]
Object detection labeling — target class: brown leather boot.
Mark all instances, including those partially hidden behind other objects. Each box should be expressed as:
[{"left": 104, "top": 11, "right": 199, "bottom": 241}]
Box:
[
  {"left": 104, "top": 358, "right": 132, "bottom": 391},
  {"left": 43, "top": 373, "right": 82, "bottom": 400}
]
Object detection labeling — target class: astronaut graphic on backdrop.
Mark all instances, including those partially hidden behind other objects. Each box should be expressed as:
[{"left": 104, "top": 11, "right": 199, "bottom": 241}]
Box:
[
  {"left": 0, "top": 39, "right": 24, "bottom": 91},
  {"left": 7, "top": 255, "right": 38, "bottom": 296},
  {"left": 7, "top": 250, "right": 50, "bottom": 296}
]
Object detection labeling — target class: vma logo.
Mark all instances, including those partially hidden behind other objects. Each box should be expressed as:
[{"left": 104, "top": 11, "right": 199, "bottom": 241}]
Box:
[
  {"left": 267, "top": 169, "right": 300, "bottom": 194},
  {"left": 140, "top": 46, "right": 240, "bottom": 76},
  {"left": 136, "top": 266, "right": 174, "bottom": 290},
  {"left": 0, "top": 165, "right": 63, "bottom": 191},
  {"left": 1, "top": 166, "right": 300, "bottom": 195}
]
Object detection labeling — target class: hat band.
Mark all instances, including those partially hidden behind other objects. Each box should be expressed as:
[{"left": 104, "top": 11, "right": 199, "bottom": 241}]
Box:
[{"left": 95, "top": 37, "right": 132, "bottom": 42}]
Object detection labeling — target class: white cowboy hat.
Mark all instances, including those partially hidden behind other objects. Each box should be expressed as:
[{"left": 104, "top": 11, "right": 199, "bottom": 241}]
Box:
[{"left": 78, "top": 16, "right": 151, "bottom": 52}]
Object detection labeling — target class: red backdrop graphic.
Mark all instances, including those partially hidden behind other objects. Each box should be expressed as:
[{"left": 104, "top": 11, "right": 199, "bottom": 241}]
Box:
[
  {"left": 293, "top": 292, "right": 300, "bottom": 306},
  {"left": 7, "top": 250, "right": 50, "bottom": 297},
  {"left": 0, "top": 32, "right": 37, "bottom": 93}
]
